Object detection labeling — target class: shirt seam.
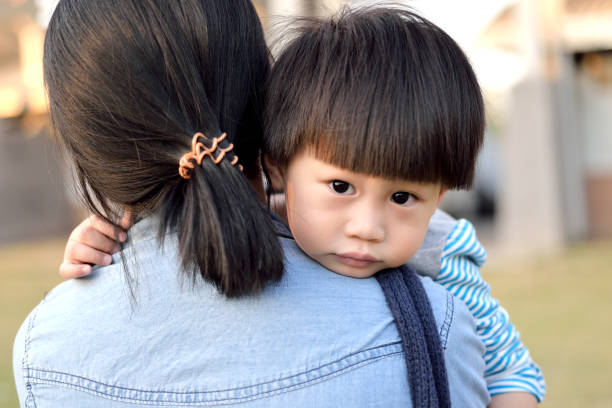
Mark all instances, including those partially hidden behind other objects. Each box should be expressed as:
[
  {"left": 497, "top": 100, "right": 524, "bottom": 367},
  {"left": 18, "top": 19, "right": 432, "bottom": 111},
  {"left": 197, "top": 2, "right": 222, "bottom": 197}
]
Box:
[
  {"left": 23, "top": 298, "right": 44, "bottom": 408},
  {"left": 439, "top": 291, "right": 454, "bottom": 350},
  {"left": 24, "top": 342, "right": 403, "bottom": 405}
]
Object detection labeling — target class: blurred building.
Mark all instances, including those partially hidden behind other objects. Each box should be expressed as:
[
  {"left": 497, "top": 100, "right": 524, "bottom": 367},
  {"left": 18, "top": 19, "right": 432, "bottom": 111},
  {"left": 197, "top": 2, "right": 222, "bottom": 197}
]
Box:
[
  {"left": 472, "top": 0, "right": 612, "bottom": 252},
  {"left": 0, "top": 0, "right": 74, "bottom": 245}
]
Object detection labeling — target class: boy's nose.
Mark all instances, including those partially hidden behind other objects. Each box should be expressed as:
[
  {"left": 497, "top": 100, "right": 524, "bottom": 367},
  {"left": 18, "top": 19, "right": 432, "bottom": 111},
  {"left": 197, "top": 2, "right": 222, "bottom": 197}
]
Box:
[{"left": 344, "top": 214, "right": 385, "bottom": 242}]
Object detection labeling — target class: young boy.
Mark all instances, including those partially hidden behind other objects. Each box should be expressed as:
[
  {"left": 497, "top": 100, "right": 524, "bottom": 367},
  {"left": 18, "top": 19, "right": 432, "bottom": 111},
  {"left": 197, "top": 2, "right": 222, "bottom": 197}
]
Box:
[
  {"left": 262, "top": 6, "right": 545, "bottom": 407},
  {"left": 61, "top": 5, "right": 545, "bottom": 406}
]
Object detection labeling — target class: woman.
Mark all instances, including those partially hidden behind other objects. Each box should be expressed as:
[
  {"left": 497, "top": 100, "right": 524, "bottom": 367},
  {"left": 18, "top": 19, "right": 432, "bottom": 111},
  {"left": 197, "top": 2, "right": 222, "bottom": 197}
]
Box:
[{"left": 13, "top": 0, "right": 489, "bottom": 406}]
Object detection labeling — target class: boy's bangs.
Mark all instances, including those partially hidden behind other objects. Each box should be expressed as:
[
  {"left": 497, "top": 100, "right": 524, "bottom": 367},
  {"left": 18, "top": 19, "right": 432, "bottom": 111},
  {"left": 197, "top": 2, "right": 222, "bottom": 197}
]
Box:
[
  {"left": 302, "top": 85, "right": 463, "bottom": 185},
  {"left": 264, "top": 6, "right": 484, "bottom": 189}
]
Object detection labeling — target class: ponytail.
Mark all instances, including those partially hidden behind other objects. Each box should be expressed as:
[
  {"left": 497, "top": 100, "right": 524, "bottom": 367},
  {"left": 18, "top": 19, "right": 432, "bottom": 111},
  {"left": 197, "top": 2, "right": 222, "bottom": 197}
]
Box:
[{"left": 161, "top": 136, "right": 284, "bottom": 297}]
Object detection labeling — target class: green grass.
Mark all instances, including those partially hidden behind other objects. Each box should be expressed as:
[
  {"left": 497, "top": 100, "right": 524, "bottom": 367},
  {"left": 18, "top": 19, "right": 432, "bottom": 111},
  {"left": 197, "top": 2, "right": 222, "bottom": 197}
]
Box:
[
  {"left": 0, "top": 238, "right": 611, "bottom": 407},
  {"left": 484, "top": 241, "right": 612, "bottom": 407}
]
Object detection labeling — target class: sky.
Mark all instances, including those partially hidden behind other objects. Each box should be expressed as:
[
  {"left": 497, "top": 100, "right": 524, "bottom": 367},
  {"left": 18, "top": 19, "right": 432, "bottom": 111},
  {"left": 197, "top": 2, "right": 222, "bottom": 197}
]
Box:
[
  {"left": 359, "top": 0, "right": 524, "bottom": 90},
  {"left": 34, "top": 0, "right": 55, "bottom": 27}
]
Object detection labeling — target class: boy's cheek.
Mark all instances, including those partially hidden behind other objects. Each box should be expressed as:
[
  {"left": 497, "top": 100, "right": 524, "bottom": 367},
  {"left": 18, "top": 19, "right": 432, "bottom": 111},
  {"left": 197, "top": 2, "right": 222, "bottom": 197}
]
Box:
[{"left": 387, "top": 224, "right": 430, "bottom": 266}]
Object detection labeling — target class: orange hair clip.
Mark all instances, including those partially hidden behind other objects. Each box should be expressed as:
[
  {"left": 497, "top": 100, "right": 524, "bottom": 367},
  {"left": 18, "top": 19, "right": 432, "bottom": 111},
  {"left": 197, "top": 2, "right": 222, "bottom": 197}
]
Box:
[{"left": 178, "top": 132, "right": 242, "bottom": 179}]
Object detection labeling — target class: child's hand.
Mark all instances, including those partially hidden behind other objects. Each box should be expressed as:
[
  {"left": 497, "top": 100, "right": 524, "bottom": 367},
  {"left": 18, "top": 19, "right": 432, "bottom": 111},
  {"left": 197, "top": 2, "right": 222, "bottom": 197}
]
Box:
[
  {"left": 488, "top": 392, "right": 538, "bottom": 408},
  {"left": 59, "top": 214, "right": 131, "bottom": 278}
]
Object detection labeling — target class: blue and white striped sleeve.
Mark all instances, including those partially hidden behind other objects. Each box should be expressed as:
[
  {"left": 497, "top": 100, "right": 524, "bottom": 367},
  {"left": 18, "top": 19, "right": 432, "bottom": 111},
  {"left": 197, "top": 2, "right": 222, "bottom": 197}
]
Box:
[{"left": 435, "top": 219, "right": 546, "bottom": 402}]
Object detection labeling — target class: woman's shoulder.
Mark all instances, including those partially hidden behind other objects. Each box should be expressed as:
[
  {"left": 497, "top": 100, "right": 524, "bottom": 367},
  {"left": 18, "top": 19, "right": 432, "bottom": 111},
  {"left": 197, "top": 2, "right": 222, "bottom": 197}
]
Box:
[
  {"left": 280, "top": 236, "right": 474, "bottom": 350},
  {"left": 280, "top": 238, "right": 489, "bottom": 405},
  {"left": 14, "top": 224, "right": 486, "bottom": 407},
  {"left": 14, "top": 239, "right": 408, "bottom": 406}
]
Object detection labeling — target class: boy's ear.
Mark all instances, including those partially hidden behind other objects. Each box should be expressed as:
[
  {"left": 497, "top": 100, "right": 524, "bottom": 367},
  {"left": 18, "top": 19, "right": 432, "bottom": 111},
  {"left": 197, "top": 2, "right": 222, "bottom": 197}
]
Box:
[
  {"left": 263, "top": 154, "right": 285, "bottom": 192},
  {"left": 436, "top": 187, "right": 448, "bottom": 207}
]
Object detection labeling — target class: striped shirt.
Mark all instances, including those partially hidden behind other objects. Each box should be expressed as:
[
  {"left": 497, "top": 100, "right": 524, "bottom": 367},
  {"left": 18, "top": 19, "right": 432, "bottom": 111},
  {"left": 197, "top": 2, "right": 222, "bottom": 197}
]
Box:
[{"left": 436, "top": 219, "right": 546, "bottom": 401}]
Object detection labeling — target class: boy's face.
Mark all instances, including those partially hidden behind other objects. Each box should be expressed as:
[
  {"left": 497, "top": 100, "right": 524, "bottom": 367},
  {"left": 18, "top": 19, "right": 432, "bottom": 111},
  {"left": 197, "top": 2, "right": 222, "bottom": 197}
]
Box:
[{"left": 280, "top": 150, "right": 446, "bottom": 278}]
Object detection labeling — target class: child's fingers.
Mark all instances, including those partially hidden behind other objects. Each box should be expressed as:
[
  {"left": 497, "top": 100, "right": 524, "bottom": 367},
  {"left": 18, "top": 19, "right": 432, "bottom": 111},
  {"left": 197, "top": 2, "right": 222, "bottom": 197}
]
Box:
[
  {"left": 70, "top": 222, "right": 120, "bottom": 255},
  {"left": 119, "top": 211, "right": 134, "bottom": 230},
  {"left": 84, "top": 214, "right": 127, "bottom": 242},
  {"left": 59, "top": 215, "right": 124, "bottom": 279},
  {"left": 64, "top": 240, "right": 113, "bottom": 269},
  {"left": 59, "top": 261, "right": 93, "bottom": 279}
]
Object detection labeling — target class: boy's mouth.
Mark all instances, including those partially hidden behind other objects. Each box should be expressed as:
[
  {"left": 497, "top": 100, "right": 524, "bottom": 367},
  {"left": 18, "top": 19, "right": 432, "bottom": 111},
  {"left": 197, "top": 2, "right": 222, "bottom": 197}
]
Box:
[{"left": 334, "top": 252, "right": 379, "bottom": 268}]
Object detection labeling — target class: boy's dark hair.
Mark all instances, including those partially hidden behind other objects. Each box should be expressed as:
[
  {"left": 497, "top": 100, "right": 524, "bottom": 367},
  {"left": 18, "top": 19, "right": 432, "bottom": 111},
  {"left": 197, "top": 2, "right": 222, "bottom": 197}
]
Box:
[
  {"left": 265, "top": 6, "right": 485, "bottom": 189},
  {"left": 44, "top": 0, "right": 283, "bottom": 297}
]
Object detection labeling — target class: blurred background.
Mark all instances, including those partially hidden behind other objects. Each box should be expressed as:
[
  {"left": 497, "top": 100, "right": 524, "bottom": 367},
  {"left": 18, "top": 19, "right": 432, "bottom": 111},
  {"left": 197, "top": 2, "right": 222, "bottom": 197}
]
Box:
[{"left": 0, "top": 0, "right": 611, "bottom": 406}]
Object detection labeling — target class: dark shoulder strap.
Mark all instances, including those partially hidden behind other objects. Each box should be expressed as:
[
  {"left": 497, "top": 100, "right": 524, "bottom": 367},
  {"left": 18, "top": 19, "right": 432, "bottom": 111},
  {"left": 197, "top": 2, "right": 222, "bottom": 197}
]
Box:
[{"left": 376, "top": 265, "right": 450, "bottom": 408}]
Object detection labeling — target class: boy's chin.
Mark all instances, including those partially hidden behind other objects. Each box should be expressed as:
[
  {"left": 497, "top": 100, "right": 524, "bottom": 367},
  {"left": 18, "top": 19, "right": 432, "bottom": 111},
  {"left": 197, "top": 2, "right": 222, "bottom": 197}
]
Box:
[
  {"left": 317, "top": 258, "right": 381, "bottom": 279},
  {"left": 331, "top": 269, "right": 378, "bottom": 279}
]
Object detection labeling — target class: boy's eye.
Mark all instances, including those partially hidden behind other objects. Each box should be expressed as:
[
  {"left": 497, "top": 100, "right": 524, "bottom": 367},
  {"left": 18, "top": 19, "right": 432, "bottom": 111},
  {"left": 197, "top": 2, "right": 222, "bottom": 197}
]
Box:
[
  {"left": 329, "top": 180, "right": 355, "bottom": 195},
  {"left": 391, "top": 192, "right": 416, "bottom": 205}
]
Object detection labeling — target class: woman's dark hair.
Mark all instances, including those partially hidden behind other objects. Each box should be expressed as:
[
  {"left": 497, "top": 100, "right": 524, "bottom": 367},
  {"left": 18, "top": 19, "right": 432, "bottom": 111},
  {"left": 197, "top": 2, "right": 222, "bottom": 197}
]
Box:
[
  {"left": 44, "top": 0, "right": 283, "bottom": 297},
  {"left": 265, "top": 5, "right": 485, "bottom": 189}
]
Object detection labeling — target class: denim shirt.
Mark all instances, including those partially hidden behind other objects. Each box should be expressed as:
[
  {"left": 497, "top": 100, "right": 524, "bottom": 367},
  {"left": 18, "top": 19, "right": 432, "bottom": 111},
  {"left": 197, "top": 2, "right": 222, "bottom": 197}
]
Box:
[{"left": 14, "top": 215, "right": 489, "bottom": 407}]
